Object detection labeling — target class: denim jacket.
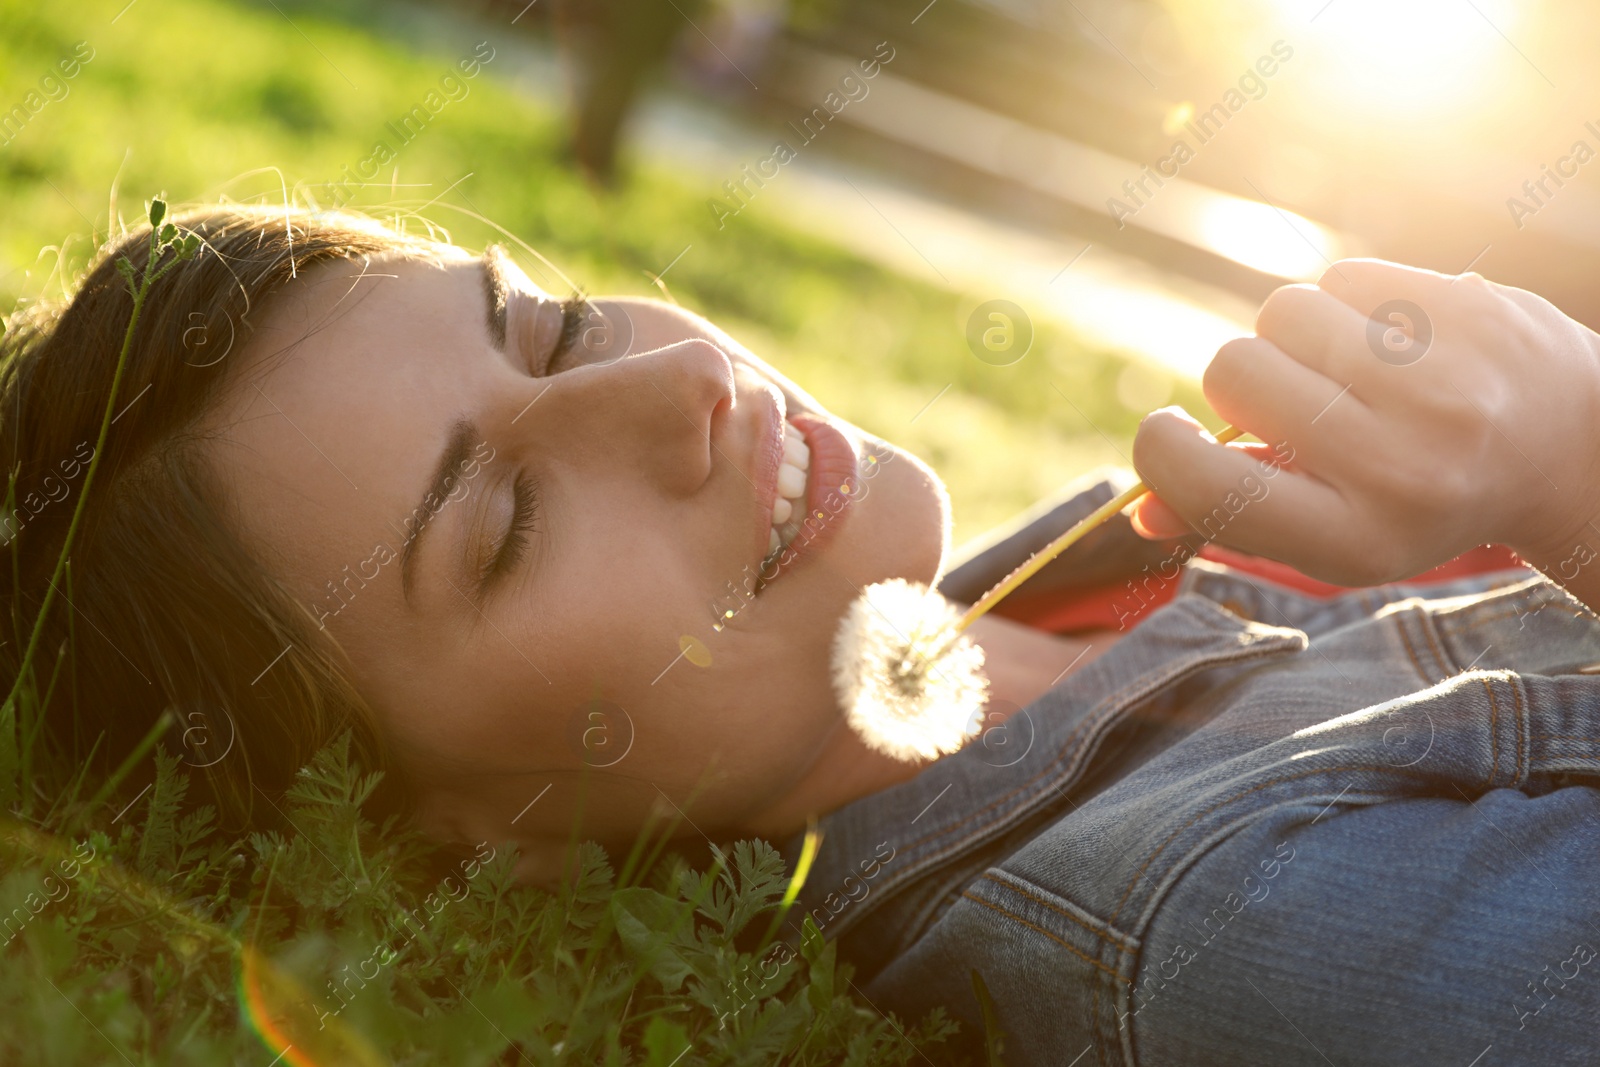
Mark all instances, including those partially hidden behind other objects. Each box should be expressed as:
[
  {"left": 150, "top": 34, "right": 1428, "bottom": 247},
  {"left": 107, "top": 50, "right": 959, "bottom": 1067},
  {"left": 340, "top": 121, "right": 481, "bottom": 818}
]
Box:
[{"left": 788, "top": 471, "right": 1600, "bottom": 1066}]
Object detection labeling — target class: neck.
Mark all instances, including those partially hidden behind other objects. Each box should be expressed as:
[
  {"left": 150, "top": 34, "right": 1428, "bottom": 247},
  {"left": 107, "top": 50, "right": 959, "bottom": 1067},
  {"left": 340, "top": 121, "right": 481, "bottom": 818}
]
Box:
[
  {"left": 741, "top": 611, "right": 1118, "bottom": 840},
  {"left": 966, "top": 609, "right": 1113, "bottom": 714}
]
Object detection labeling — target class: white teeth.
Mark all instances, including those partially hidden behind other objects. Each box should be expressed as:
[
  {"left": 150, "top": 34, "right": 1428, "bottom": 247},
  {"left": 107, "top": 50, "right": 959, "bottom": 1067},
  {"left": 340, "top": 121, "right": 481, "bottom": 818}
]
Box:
[
  {"left": 776, "top": 462, "right": 806, "bottom": 499},
  {"left": 762, "top": 421, "right": 812, "bottom": 565},
  {"left": 783, "top": 431, "right": 810, "bottom": 470}
]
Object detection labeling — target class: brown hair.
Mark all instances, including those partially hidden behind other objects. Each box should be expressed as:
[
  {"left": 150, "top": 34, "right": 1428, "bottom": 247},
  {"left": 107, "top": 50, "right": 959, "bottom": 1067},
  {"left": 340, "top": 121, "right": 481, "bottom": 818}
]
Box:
[{"left": 1, "top": 205, "right": 428, "bottom": 827}]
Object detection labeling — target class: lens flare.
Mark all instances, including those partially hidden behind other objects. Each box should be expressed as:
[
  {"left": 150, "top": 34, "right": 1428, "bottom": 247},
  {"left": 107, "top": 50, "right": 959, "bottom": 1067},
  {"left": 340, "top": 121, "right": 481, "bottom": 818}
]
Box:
[{"left": 239, "top": 944, "right": 388, "bottom": 1067}]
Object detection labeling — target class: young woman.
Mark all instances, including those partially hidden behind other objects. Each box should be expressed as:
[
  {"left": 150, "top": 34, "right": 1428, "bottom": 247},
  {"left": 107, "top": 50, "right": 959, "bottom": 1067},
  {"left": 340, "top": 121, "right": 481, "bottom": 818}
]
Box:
[{"left": 6, "top": 206, "right": 1598, "bottom": 1064}]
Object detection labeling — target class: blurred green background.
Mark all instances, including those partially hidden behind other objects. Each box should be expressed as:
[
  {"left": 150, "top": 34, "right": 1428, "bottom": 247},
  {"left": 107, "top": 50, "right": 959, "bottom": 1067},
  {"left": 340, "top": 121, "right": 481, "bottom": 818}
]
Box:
[{"left": 0, "top": 0, "right": 1208, "bottom": 549}]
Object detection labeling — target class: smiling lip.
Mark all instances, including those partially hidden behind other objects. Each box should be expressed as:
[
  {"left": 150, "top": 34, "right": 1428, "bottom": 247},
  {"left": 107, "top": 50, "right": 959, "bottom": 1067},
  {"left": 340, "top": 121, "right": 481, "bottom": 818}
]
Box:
[
  {"left": 744, "top": 389, "right": 858, "bottom": 589},
  {"left": 761, "top": 410, "right": 857, "bottom": 581}
]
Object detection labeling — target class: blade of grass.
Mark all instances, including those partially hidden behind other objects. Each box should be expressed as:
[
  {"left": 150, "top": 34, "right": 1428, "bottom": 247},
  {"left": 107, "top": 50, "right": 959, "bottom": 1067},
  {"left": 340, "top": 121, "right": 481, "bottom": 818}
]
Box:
[
  {"left": 2, "top": 201, "right": 197, "bottom": 738},
  {"left": 72, "top": 708, "right": 174, "bottom": 830},
  {"left": 45, "top": 729, "right": 103, "bottom": 825},
  {"left": 22, "top": 639, "right": 69, "bottom": 769},
  {"left": 970, "top": 967, "right": 1006, "bottom": 1066},
  {"left": 757, "top": 819, "right": 820, "bottom": 953}
]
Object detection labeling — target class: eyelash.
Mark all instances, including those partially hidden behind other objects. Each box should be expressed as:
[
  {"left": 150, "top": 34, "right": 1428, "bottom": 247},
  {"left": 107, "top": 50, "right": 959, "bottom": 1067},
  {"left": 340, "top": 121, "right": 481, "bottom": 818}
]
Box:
[
  {"left": 486, "top": 471, "right": 539, "bottom": 585},
  {"left": 548, "top": 293, "right": 588, "bottom": 370}
]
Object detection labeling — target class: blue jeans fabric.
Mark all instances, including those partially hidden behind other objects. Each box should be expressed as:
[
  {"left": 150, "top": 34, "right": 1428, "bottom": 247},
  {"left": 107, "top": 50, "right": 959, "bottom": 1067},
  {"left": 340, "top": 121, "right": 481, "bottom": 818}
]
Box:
[{"left": 787, "top": 473, "right": 1600, "bottom": 1066}]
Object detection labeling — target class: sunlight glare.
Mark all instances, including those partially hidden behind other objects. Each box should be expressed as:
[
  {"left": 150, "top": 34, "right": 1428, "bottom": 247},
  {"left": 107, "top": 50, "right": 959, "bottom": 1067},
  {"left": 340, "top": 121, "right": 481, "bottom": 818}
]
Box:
[
  {"left": 1278, "top": 0, "right": 1523, "bottom": 114},
  {"left": 1198, "top": 197, "right": 1334, "bottom": 279}
]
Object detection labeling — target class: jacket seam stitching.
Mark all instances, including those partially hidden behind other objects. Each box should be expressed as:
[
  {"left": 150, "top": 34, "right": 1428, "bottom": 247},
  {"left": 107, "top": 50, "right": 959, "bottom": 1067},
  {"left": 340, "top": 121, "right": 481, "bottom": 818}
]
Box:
[
  {"left": 1510, "top": 675, "right": 1526, "bottom": 780},
  {"left": 1480, "top": 676, "right": 1500, "bottom": 786},
  {"left": 1461, "top": 593, "right": 1583, "bottom": 627},
  {"left": 815, "top": 609, "right": 1302, "bottom": 945},
  {"left": 897, "top": 612, "right": 1293, "bottom": 857},
  {"left": 1394, "top": 612, "right": 1434, "bottom": 684},
  {"left": 959, "top": 890, "right": 1121, "bottom": 978},
  {"left": 1414, "top": 604, "right": 1455, "bottom": 677},
  {"left": 1106, "top": 765, "right": 1446, "bottom": 921},
  {"left": 981, "top": 872, "right": 1134, "bottom": 950},
  {"left": 897, "top": 667, "right": 1180, "bottom": 855},
  {"left": 893, "top": 638, "right": 1306, "bottom": 886},
  {"left": 1091, "top": 762, "right": 1436, "bottom": 1048}
]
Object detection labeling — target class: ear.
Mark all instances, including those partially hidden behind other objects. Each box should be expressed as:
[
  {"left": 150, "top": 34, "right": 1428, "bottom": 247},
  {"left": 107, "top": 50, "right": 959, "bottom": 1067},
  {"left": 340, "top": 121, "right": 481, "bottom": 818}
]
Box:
[{"left": 408, "top": 785, "right": 583, "bottom": 888}]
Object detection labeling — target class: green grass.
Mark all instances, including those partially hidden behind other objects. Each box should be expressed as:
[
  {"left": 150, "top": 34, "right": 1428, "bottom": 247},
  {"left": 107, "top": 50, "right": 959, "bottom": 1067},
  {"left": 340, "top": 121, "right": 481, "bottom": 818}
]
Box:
[{"left": 0, "top": 0, "right": 1204, "bottom": 543}]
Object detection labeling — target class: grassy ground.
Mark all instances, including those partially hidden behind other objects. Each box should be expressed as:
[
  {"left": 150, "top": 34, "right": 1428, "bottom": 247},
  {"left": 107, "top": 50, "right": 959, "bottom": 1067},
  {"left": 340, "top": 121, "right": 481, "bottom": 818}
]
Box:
[{"left": 0, "top": 0, "right": 1205, "bottom": 544}]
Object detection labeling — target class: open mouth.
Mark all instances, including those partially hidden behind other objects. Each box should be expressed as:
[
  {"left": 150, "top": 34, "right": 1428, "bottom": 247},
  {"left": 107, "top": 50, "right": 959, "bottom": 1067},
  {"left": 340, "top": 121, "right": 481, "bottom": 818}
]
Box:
[
  {"left": 762, "top": 416, "right": 812, "bottom": 563},
  {"left": 751, "top": 408, "right": 859, "bottom": 589}
]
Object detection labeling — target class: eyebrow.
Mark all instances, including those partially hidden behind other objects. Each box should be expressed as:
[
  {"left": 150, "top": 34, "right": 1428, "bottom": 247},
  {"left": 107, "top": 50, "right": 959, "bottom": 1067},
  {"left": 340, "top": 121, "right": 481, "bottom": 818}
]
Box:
[
  {"left": 482, "top": 247, "right": 508, "bottom": 351},
  {"left": 399, "top": 417, "right": 480, "bottom": 608}
]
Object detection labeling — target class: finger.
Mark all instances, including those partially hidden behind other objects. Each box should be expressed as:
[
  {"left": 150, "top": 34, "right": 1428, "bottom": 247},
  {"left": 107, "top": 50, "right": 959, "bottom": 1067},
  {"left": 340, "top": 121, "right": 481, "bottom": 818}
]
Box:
[
  {"left": 1314, "top": 259, "right": 1464, "bottom": 373},
  {"left": 1133, "top": 406, "right": 1383, "bottom": 584},
  {"left": 1201, "top": 336, "right": 1378, "bottom": 468},
  {"left": 1254, "top": 283, "right": 1380, "bottom": 387},
  {"left": 1130, "top": 439, "right": 1297, "bottom": 539},
  {"left": 1316, "top": 258, "right": 1454, "bottom": 317}
]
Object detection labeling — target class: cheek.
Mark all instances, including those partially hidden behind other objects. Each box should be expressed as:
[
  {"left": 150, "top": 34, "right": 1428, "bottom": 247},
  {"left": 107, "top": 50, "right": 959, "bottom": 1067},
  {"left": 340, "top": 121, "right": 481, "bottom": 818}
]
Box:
[{"left": 631, "top": 636, "right": 840, "bottom": 813}]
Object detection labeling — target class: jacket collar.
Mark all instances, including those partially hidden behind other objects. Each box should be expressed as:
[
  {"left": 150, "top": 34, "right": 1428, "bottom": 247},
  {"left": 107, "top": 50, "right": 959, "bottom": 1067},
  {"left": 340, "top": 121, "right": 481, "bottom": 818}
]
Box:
[{"left": 784, "top": 591, "right": 1307, "bottom": 945}]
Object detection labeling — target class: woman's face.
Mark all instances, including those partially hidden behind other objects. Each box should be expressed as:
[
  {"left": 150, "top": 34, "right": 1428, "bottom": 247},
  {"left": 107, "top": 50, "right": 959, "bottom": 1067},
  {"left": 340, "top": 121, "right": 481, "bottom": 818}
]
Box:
[{"left": 205, "top": 245, "right": 948, "bottom": 866}]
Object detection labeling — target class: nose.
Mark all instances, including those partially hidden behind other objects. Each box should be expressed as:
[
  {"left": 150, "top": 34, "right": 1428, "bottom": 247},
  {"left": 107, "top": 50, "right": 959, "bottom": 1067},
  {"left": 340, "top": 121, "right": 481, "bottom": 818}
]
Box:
[{"left": 549, "top": 336, "right": 736, "bottom": 497}]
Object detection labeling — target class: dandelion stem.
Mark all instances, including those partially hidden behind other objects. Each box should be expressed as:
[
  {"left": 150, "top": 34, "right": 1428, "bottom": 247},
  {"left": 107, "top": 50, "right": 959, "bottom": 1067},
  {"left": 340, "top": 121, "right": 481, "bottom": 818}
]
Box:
[{"left": 956, "top": 424, "right": 1246, "bottom": 631}]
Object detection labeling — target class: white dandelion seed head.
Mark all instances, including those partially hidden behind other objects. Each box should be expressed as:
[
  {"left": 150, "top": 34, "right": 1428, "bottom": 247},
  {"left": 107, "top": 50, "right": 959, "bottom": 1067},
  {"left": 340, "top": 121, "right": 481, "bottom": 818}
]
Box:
[{"left": 829, "top": 578, "right": 989, "bottom": 762}]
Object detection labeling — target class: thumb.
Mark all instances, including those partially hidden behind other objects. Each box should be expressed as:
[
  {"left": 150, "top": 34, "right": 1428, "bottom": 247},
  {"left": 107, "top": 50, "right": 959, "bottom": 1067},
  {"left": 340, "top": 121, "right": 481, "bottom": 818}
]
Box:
[
  {"left": 1128, "top": 410, "right": 1195, "bottom": 539},
  {"left": 1130, "top": 493, "right": 1192, "bottom": 540},
  {"left": 1131, "top": 405, "right": 1357, "bottom": 579},
  {"left": 1130, "top": 406, "right": 1233, "bottom": 538}
]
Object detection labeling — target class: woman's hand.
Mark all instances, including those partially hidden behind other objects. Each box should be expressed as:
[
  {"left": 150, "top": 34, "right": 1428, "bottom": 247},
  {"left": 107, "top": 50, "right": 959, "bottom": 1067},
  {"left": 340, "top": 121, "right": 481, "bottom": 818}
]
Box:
[{"left": 1128, "top": 258, "right": 1600, "bottom": 594}]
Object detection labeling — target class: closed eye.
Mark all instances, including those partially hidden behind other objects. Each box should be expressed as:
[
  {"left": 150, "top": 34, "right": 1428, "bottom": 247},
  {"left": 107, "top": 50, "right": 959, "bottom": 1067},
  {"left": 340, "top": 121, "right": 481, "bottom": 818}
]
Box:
[{"left": 483, "top": 471, "right": 539, "bottom": 588}]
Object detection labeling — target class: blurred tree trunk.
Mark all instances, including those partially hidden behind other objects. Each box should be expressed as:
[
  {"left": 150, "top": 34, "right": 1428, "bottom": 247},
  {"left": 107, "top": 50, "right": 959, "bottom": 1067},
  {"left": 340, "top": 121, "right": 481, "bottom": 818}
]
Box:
[{"left": 555, "top": 0, "right": 703, "bottom": 183}]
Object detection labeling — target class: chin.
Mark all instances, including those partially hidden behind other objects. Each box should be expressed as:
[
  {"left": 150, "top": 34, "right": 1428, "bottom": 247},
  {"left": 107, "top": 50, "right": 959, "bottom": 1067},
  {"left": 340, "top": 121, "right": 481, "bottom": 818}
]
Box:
[{"left": 856, "top": 434, "right": 950, "bottom": 589}]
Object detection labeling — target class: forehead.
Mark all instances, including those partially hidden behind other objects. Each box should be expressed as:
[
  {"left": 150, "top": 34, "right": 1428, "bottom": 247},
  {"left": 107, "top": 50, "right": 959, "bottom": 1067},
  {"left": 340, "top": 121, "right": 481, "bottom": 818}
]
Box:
[{"left": 201, "top": 249, "right": 488, "bottom": 638}]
